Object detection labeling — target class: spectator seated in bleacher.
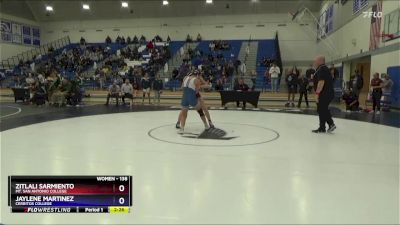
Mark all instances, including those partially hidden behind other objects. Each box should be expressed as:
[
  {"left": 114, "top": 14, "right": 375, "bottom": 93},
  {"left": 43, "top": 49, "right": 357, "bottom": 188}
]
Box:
[
  {"left": 172, "top": 68, "right": 179, "bottom": 80},
  {"left": 48, "top": 45, "right": 55, "bottom": 53},
  {"left": 146, "top": 40, "right": 154, "bottom": 50},
  {"left": 211, "top": 40, "right": 231, "bottom": 50},
  {"left": 196, "top": 33, "right": 202, "bottom": 42},
  {"left": 195, "top": 49, "right": 202, "bottom": 58},
  {"left": 342, "top": 89, "right": 360, "bottom": 112},
  {"left": 116, "top": 36, "right": 122, "bottom": 44},
  {"left": 154, "top": 35, "right": 163, "bottom": 42},
  {"left": 222, "top": 41, "right": 230, "bottom": 50},
  {"left": 80, "top": 37, "right": 86, "bottom": 46},
  {"left": 0, "top": 70, "right": 5, "bottom": 87},
  {"left": 121, "top": 36, "right": 126, "bottom": 45},
  {"left": 25, "top": 73, "right": 36, "bottom": 86},
  {"left": 214, "top": 79, "right": 224, "bottom": 91},
  {"left": 209, "top": 42, "right": 215, "bottom": 52},
  {"left": 54, "top": 45, "right": 103, "bottom": 75},
  {"left": 186, "top": 34, "right": 193, "bottom": 43},
  {"left": 133, "top": 35, "right": 139, "bottom": 44},
  {"left": 139, "top": 35, "right": 146, "bottom": 44},
  {"left": 106, "top": 36, "right": 112, "bottom": 44},
  {"left": 260, "top": 57, "right": 273, "bottom": 67}
]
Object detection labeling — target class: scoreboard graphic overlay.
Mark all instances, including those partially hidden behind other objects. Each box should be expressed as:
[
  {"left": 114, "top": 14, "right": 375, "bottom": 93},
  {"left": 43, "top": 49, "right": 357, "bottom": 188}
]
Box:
[{"left": 8, "top": 176, "right": 132, "bottom": 213}]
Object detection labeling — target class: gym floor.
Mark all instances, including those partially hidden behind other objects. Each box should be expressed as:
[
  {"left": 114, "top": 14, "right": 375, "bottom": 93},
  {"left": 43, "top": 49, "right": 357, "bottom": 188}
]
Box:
[{"left": 0, "top": 91, "right": 399, "bottom": 224}]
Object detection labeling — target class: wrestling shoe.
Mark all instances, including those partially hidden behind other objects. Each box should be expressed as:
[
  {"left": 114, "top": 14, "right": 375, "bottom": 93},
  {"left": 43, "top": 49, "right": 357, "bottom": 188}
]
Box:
[
  {"left": 312, "top": 128, "right": 326, "bottom": 133},
  {"left": 178, "top": 128, "right": 185, "bottom": 134},
  {"left": 209, "top": 123, "right": 215, "bottom": 129},
  {"left": 327, "top": 124, "right": 336, "bottom": 133}
]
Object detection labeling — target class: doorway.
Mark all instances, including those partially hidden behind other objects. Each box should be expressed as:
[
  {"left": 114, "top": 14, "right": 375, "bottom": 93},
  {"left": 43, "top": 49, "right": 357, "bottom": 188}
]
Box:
[{"left": 356, "top": 63, "right": 371, "bottom": 93}]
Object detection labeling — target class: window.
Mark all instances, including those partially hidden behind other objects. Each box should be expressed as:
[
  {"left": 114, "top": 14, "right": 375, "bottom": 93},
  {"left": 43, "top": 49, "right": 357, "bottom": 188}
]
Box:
[
  {"left": 318, "top": 4, "right": 334, "bottom": 39},
  {"left": 353, "top": 0, "right": 369, "bottom": 14},
  {"left": 325, "top": 5, "right": 334, "bottom": 34},
  {"left": 383, "top": 9, "right": 400, "bottom": 41},
  {"left": 1, "top": 19, "right": 40, "bottom": 46}
]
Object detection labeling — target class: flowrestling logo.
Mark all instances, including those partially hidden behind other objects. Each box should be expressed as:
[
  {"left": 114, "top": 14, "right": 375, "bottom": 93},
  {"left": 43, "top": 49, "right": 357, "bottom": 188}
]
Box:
[{"left": 363, "top": 11, "right": 383, "bottom": 18}]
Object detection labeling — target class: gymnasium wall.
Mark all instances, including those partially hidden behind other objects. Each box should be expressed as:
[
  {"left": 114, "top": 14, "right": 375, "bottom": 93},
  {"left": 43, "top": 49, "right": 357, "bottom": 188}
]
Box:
[
  {"left": 317, "top": 0, "right": 400, "bottom": 62},
  {"left": 40, "top": 13, "right": 326, "bottom": 62},
  {"left": 319, "top": 0, "right": 377, "bottom": 35},
  {"left": 371, "top": 51, "right": 399, "bottom": 75},
  {"left": 371, "top": 51, "right": 400, "bottom": 107},
  {"left": 0, "top": 14, "right": 39, "bottom": 61}
]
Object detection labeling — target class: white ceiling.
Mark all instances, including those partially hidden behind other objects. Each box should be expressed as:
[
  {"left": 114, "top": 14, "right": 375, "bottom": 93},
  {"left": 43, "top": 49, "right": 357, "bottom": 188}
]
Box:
[{"left": 2, "top": 0, "right": 322, "bottom": 22}]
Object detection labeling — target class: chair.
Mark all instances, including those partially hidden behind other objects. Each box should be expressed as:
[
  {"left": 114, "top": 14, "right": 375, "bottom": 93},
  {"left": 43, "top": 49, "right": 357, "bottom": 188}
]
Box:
[{"left": 11, "top": 88, "right": 30, "bottom": 102}]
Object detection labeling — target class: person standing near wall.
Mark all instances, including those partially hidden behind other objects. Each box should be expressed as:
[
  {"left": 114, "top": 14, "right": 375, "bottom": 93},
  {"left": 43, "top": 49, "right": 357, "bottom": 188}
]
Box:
[
  {"left": 153, "top": 75, "right": 164, "bottom": 105},
  {"left": 330, "top": 64, "right": 338, "bottom": 81},
  {"left": 269, "top": 62, "right": 280, "bottom": 93},
  {"left": 297, "top": 74, "right": 309, "bottom": 108},
  {"left": 381, "top": 73, "right": 393, "bottom": 95},
  {"left": 370, "top": 72, "right": 384, "bottom": 114},
  {"left": 312, "top": 55, "right": 336, "bottom": 133},
  {"left": 141, "top": 73, "right": 151, "bottom": 104},
  {"left": 285, "top": 68, "right": 298, "bottom": 107},
  {"left": 245, "top": 44, "right": 250, "bottom": 61},
  {"left": 305, "top": 65, "right": 315, "bottom": 93},
  {"left": 240, "top": 62, "right": 247, "bottom": 76},
  {"left": 351, "top": 70, "right": 364, "bottom": 99}
]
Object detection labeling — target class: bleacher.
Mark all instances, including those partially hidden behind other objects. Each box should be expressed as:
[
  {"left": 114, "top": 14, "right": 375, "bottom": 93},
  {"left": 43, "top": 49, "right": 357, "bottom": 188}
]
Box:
[
  {"left": 4, "top": 38, "right": 281, "bottom": 94},
  {"left": 255, "top": 40, "right": 276, "bottom": 91},
  {"left": 168, "top": 41, "right": 186, "bottom": 57},
  {"left": 165, "top": 40, "right": 245, "bottom": 91}
]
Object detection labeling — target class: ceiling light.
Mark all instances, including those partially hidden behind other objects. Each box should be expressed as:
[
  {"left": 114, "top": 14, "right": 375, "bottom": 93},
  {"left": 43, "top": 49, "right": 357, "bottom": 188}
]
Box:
[
  {"left": 45, "top": 5, "right": 54, "bottom": 12},
  {"left": 206, "top": 0, "right": 213, "bottom": 4},
  {"left": 121, "top": 2, "right": 128, "bottom": 8},
  {"left": 82, "top": 4, "right": 90, "bottom": 10},
  {"left": 162, "top": 0, "right": 169, "bottom": 6}
]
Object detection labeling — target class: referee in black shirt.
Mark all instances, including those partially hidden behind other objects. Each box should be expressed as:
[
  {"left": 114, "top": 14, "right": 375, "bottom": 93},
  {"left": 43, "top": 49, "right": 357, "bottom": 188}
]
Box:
[{"left": 313, "top": 56, "right": 336, "bottom": 133}]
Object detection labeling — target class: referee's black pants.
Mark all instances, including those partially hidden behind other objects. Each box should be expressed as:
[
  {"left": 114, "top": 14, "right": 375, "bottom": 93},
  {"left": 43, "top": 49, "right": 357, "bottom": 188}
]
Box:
[{"left": 317, "top": 95, "right": 334, "bottom": 130}]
